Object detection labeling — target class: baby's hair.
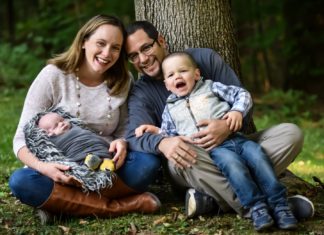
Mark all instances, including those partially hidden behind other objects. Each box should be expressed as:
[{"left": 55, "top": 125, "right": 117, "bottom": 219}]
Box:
[
  {"left": 162, "top": 51, "right": 198, "bottom": 69},
  {"left": 37, "top": 112, "right": 55, "bottom": 126}
]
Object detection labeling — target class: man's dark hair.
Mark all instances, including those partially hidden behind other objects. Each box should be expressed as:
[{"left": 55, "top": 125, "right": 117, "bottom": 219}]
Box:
[{"left": 126, "top": 21, "right": 159, "bottom": 40}]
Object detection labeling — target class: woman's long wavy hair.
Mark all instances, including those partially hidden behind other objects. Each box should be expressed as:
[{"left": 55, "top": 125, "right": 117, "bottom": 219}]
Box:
[{"left": 48, "top": 14, "right": 129, "bottom": 96}]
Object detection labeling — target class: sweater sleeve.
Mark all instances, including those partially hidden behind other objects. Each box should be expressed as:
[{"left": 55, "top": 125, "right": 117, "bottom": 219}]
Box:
[
  {"left": 13, "top": 65, "right": 59, "bottom": 156},
  {"left": 125, "top": 80, "right": 166, "bottom": 154},
  {"left": 160, "top": 106, "right": 178, "bottom": 137},
  {"left": 211, "top": 82, "right": 253, "bottom": 117}
]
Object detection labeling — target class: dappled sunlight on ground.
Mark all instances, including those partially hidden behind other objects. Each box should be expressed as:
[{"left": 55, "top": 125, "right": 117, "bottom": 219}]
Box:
[{"left": 289, "top": 160, "right": 324, "bottom": 184}]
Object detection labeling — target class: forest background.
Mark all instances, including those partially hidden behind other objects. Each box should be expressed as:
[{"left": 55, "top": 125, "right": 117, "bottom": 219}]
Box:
[
  {"left": 0, "top": 0, "right": 323, "bottom": 234},
  {"left": 1, "top": 0, "right": 323, "bottom": 97}
]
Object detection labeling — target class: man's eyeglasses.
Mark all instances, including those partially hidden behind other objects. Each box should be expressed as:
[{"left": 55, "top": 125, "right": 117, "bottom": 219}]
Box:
[{"left": 128, "top": 40, "right": 156, "bottom": 63}]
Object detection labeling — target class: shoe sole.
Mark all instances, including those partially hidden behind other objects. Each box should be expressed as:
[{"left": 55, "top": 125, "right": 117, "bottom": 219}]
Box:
[
  {"left": 146, "top": 192, "right": 162, "bottom": 209},
  {"left": 255, "top": 220, "right": 274, "bottom": 231},
  {"left": 278, "top": 223, "right": 298, "bottom": 230},
  {"left": 185, "top": 189, "right": 196, "bottom": 218},
  {"left": 288, "top": 195, "right": 315, "bottom": 220}
]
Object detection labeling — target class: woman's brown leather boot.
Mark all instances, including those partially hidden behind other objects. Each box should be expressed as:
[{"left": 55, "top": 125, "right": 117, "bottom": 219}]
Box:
[
  {"left": 39, "top": 179, "right": 161, "bottom": 217},
  {"left": 98, "top": 176, "right": 138, "bottom": 199}
]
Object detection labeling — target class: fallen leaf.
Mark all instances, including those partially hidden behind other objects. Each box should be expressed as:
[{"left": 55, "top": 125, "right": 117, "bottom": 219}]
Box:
[
  {"left": 178, "top": 214, "right": 185, "bottom": 220},
  {"left": 128, "top": 222, "right": 137, "bottom": 235},
  {"left": 14, "top": 200, "right": 21, "bottom": 205},
  {"left": 190, "top": 228, "right": 200, "bottom": 233},
  {"left": 58, "top": 225, "right": 70, "bottom": 234},
  {"left": 79, "top": 219, "right": 88, "bottom": 224},
  {"left": 153, "top": 216, "right": 167, "bottom": 225},
  {"left": 0, "top": 198, "right": 7, "bottom": 204},
  {"left": 198, "top": 216, "right": 205, "bottom": 221},
  {"left": 171, "top": 212, "right": 179, "bottom": 221}
]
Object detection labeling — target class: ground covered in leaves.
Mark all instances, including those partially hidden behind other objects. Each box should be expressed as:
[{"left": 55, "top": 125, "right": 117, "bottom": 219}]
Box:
[{"left": 0, "top": 173, "right": 324, "bottom": 235}]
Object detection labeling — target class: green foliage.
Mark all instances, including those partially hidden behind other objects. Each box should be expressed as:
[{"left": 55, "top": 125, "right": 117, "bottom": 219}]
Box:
[
  {"left": 12, "top": 0, "right": 134, "bottom": 58},
  {"left": 231, "top": 0, "right": 286, "bottom": 90},
  {"left": 0, "top": 0, "right": 135, "bottom": 89},
  {"left": 290, "top": 121, "right": 324, "bottom": 182},
  {"left": 254, "top": 89, "right": 317, "bottom": 125},
  {"left": 253, "top": 89, "right": 324, "bottom": 183},
  {"left": 0, "top": 89, "right": 25, "bottom": 175},
  {"left": 231, "top": 0, "right": 324, "bottom": 94},
  {"left": 0, "top": 43, "right": 43, "bottom": 88}
]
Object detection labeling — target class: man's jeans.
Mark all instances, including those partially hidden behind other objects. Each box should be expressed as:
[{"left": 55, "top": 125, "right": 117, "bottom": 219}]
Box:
[
  {"left": 9, "top": 151, "right": 161, "bottom": 207},
  {"left": 210, "top": 135, "right": 287, "bottom": 209}
]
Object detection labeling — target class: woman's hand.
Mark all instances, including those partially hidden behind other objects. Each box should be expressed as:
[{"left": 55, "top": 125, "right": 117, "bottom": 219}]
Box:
[
  {"left": 36, "top": 161, "right": 74, "bottom": 184},
  {"left": 109, "top": 139, "right": 127, "bottom": 170},
  {"left": 18, "top": 146, "right": 75, "bottom": 185}
]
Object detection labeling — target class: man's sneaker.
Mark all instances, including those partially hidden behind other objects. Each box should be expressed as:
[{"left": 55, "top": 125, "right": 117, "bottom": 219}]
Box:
[
  {"left": 251, "top": 202, "right": 274, "bottom": 231},
  {"left": 273, "top": 205, "right": 298, "bottom": 230},
  {"left": 288, "top": 195, "right": 315, "bottom": 221},
  {"left": 185, "top": 188, "right": 220, "bottom": 218}
]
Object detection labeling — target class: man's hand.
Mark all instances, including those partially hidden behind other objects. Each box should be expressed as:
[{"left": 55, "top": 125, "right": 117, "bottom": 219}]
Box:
[
  {"left": 190, "top": 119, "right": 231, "bottom": 151},
  {"left": 158, "top": 136, "right": 197, "bottom": 169},
  {"left": 222, "top": 111, "right": 243, "bottom": 132}
]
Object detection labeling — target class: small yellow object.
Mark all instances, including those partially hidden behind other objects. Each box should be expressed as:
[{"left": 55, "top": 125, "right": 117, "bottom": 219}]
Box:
[
  {"left": 84, "top": 154, "right": 102, "bottom": 170},
  {"left": 99, "top": 159, "right": 115, "bottom": 172}
]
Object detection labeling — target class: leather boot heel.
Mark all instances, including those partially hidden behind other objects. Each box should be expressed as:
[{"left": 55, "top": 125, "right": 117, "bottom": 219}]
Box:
[{"left": 131, "top": 192, "right": 161, "bottom": 213}]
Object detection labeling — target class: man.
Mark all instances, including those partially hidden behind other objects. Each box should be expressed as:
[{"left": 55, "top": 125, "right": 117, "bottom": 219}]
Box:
[{"left": 124, "top": 20, "right": 314, "bottom": 220}]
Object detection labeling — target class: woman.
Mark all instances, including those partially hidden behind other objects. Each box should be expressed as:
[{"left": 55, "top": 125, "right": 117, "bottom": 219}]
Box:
[{"left": 9, "top": 15, "right": 161, "bottom": 220}]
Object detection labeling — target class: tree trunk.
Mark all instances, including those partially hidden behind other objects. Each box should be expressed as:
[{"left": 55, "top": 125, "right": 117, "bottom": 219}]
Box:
[{"left": 134, "top": 0, "right": 241, "bottom": 80}]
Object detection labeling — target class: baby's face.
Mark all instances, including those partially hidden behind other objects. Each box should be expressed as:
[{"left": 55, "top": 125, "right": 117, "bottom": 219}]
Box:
[{"left": 38, "top": 113, "right": 71, "bottom": 136}]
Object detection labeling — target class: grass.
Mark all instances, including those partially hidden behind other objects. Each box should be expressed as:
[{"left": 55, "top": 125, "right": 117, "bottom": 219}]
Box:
[
  {"left": 0, "top": 88, "right": 323, "bottom": 234},
  {"left": 253, "top": 90, "right": 324, "bottom": 184},
  {"left": 288, "top": 121, "right": 324, "bottom": 183},
  {"left": 256, "top": 118, "right": 324, "bottom": 182}
]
